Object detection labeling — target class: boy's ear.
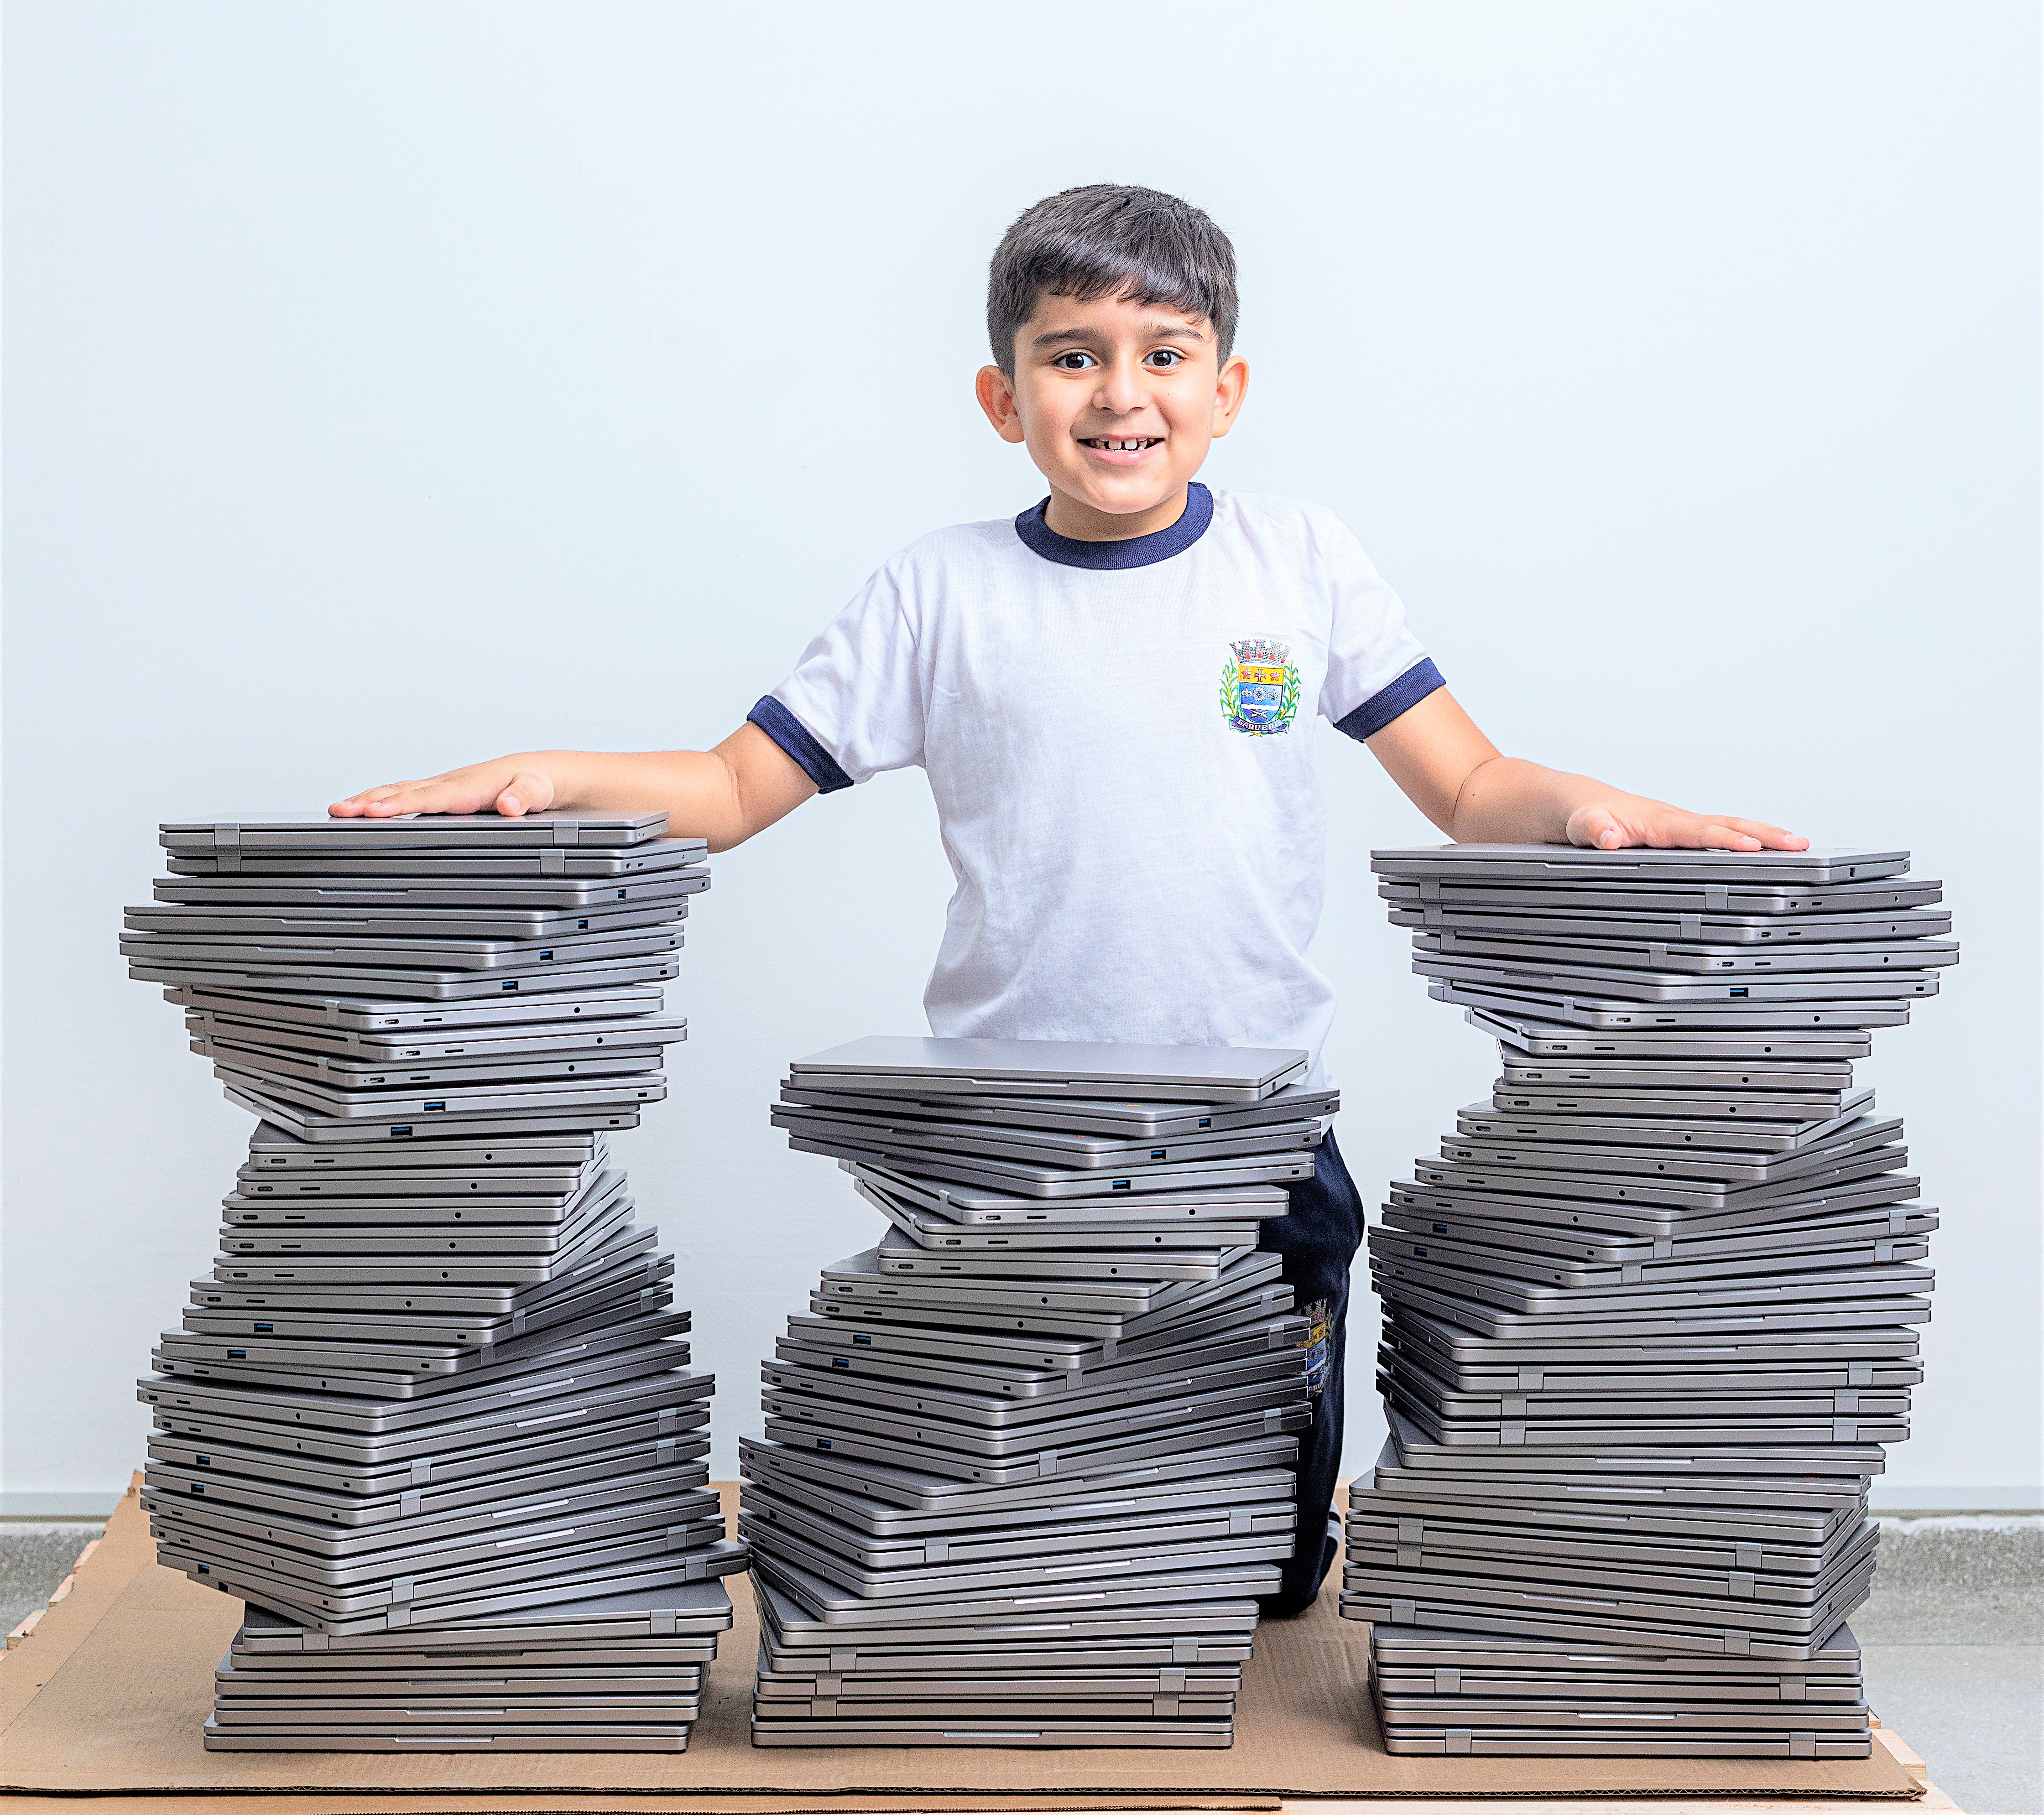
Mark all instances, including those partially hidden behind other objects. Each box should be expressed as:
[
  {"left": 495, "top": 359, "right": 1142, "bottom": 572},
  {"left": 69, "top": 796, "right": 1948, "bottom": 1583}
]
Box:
[
  {"left": 1209, "top": 354, "right": 1250, "bottom": 440},
  {"left": 976, "top": 365, "right": 1028, "bottom": 444}
]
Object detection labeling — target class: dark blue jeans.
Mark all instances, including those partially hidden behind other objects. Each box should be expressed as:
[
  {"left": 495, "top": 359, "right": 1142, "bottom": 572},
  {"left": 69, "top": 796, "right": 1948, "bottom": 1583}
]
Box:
[{"left": 1256, "top": 1125, "right": 1365, "bottom": 1616}]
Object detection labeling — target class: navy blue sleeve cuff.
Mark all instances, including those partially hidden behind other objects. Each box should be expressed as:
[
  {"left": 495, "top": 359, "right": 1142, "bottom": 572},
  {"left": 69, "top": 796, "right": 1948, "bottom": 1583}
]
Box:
[
  {"left": 1334, "top": 658, "right": 1446, "bottom": 743},
  {"left": 748, "top": 696, "right": 855, "bottom": 794}
]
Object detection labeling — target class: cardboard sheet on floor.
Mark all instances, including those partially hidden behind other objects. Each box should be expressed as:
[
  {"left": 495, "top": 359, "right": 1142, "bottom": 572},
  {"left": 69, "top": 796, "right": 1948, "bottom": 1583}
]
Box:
[{"left": 0, "top": 1484, "right": 1918, "bottom": 1805}]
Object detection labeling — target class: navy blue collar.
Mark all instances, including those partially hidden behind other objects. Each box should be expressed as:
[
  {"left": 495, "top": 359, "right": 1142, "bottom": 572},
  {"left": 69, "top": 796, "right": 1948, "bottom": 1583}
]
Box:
[{"left": 1013, "top": 482, "right": 1214, "bottom": 571}]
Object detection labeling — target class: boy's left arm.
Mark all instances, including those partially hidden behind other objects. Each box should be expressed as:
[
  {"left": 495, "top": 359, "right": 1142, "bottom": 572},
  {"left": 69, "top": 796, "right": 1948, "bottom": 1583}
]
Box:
[{"left": 1364, "top": 690, "right": 1808, "bottom": 853}]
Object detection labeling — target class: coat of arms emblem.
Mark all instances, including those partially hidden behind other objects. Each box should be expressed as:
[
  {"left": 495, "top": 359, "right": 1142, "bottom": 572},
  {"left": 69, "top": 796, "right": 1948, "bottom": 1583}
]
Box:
[{"left": 1219, "top": 636, "right": 1301, "bottom": 736}]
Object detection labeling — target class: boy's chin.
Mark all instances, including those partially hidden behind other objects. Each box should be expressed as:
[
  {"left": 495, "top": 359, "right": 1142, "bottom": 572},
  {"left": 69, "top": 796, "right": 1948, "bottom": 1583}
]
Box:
[{"left": 1053, "top": 467, "right": 1193, "bottom": 518}]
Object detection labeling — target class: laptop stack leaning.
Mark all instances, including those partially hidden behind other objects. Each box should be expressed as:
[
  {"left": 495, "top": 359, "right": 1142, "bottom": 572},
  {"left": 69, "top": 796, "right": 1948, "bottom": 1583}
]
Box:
[
  {"left": 1340, "top": 843, "right": 1955, "bottom": 1759},
  {"left": 127, "top": 813, "right": 746, "bottom": 1753},
  {"left": 742, "top": 1035, "right": 1329, "bottom": 1748}
]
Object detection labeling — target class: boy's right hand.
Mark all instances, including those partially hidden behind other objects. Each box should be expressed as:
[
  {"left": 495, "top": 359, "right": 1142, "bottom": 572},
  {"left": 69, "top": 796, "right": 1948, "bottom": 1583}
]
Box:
[
  {"left": 330, "top": 760, "right": 558, "bottom": 820},
  {"left": 327, "top": 729, "right": 817, "bottom": 849}
]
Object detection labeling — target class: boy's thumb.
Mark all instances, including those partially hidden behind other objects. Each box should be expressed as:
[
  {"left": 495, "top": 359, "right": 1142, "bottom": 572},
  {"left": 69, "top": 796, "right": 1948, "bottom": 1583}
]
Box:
[
  {"left": 496, "top": 770, "right": 554, "bottom": 817},
  {"left": 1569, "top": 805, "right": 1625, "bottom": 851}
]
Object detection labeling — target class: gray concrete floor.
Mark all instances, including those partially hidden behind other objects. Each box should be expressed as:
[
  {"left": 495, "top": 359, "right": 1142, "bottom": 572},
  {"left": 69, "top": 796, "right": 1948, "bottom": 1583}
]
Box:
[
  {"left": 0, "top": 1522, "right": 103, "bottom": 1634},
  {"left": 0, "top": 1515, "right": 2036, "bottom": 1807},
  {"left": 1853, "top": 1519, "right": 2044, "bottom": 1815},
  {"left": 1862, "top": 1641, "right": 2040, "bottom": 1815}
]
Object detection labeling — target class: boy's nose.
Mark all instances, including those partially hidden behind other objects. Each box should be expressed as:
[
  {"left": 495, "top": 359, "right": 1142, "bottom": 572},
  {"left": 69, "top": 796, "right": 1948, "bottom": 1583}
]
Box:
[{"left": 1094, "top": 360, "right": 1147, "bottom": 413}]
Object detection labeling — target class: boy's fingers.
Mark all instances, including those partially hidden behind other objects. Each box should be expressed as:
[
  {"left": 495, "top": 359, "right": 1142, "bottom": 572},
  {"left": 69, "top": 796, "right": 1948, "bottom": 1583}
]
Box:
[
  {"left": 390, "top": 780, "right": 504, "bottom": 817},
  {"left": 1690, "top": 815, "right": 1810, "bottom": 852},
  {"left": 328, "top": 784, "right": 417, "bottom": 818},
  {"left": 329, "top": 779, "right": 486, "bottom": 820},
  {"left": 330, "top": 768, "right": 557, "bottom": 822},
  {"left": 1693, "top": 819, "right": 1765, "bottom": 851},
  {"left": 355, "top": 784, "right": 443, "bottom": 818},
  {"left": 1564, "top": 803, "right": 1807, "bottom": 856},
  {"left": 1715, "top": 816, "right": 1810, "bottom": 852}
]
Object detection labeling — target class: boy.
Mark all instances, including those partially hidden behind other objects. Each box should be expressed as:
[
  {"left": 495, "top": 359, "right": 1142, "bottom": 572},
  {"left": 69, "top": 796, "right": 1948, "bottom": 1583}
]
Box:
[{"left": 334, "top": 184, "right": 1804, "bottom": 1614}]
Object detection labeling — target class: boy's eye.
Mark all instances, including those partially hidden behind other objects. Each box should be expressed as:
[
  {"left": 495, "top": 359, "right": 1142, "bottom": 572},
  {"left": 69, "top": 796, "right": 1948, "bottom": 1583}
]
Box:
[
  {"left": 1145, "top": 349, "right": 1185, "bottom": 369},
  {"left": 1051, "top": 351, "right": 1097, "bottom": 371}
]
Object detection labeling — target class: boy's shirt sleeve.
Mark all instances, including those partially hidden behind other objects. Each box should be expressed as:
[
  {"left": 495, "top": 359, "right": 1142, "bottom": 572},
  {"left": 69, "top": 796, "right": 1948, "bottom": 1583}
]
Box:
[
  {"left": 1313, "top": 511, "right": 1446, "bottom": 742},
  {"left": 749, "top": 562, "right": 925, "bottom": 792}
]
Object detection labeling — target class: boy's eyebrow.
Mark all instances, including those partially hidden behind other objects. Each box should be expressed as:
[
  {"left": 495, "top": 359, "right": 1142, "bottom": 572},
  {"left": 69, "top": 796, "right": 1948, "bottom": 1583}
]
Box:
[{"left": 1030, "top": 322, "right": 1209, "bottom": 347}]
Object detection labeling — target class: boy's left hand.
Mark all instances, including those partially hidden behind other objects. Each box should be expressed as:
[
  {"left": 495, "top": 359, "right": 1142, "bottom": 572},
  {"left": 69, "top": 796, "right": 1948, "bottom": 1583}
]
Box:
[
  {"left": 1363, "top": 689, "right": 1809, "bottom": 853},
  {"left": 1566, "top": 797, "right": 1809, "bottom": 853}
]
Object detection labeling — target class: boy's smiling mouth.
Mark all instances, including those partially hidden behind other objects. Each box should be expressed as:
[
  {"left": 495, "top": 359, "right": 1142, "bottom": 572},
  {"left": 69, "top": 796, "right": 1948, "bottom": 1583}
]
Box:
[{"left": 1079, "top": 435, "right": 1166, "bottom": 467}]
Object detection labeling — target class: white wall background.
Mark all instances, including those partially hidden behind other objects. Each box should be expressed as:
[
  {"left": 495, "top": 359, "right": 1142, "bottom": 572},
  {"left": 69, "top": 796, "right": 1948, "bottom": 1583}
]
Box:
[{"left": 4, "top": 0, "right": 2037, "bottom": 1512}]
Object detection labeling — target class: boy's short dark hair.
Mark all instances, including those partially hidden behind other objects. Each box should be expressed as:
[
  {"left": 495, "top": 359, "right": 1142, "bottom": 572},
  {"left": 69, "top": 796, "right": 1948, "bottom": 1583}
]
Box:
[{"left": 987, "top": 184, "right": 1238, "bottom": 376}]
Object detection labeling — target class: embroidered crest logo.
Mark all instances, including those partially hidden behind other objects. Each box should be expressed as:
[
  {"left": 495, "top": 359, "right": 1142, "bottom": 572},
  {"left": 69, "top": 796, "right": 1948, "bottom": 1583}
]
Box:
[{"left": 1219, "top": 636, "right": 1301, "bottom": 736}]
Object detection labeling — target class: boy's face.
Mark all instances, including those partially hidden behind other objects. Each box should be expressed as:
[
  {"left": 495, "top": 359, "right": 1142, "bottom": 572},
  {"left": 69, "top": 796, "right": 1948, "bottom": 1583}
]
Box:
[{"left": 976, "top": 291, "right": 1247, "bottom": 533}]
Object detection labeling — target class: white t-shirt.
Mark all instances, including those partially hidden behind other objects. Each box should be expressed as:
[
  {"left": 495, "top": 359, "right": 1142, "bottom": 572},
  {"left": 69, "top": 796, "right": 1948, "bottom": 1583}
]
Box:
[{"left": 750, "top": 484, "right": 1440, "bottom": 1075}]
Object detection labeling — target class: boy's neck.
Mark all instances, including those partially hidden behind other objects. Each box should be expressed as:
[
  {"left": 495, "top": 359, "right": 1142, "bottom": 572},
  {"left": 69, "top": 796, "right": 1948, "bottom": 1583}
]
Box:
[{"left": 1042, "top": 483, "right": 1190, "bottom": 543}]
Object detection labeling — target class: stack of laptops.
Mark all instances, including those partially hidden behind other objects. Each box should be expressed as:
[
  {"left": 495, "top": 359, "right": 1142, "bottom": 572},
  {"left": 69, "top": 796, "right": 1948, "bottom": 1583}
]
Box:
[
  {"left": 1340, "top": 843, "right": 1954, "bottom": 1759},
  {"left": 743, "top": 1035, "right": 1328, "bottom": 1748},
  {"left": 127, "top": 814, "right": 747, "bottom": 1753},
  {"left": 209, "top": 1587, "right": 733, "bottom": 1753}
]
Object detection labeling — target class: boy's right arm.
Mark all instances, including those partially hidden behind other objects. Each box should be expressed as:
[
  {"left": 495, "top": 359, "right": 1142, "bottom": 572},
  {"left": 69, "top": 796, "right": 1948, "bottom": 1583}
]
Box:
[{"left": 328, "top": 723, "right": 817, "bottom": 853}]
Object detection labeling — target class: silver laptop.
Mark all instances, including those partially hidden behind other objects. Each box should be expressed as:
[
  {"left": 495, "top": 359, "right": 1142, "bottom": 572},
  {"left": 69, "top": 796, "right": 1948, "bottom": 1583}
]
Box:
[
  {"left": 1370, "top": 844, "right": 1909, "bottom": 885},
  {"left": 154, "top": 870, "right": 709, "bottom": 910},
  {"left": 160, "top": 812, "right": 678, "bottom": 852},
  {"left": 788, "top": 1035, "right": 1308, "bottom": 1101}
]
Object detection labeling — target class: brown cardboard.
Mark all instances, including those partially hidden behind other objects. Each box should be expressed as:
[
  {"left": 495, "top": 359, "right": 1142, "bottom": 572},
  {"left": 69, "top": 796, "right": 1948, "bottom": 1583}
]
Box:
[
  {"left": 0, "top": 1803, "right": 1272, "bottom": 1815},
  {"left": 0, "top": 1800, "right": 1965, "bottom": 1815},
  {"left": 0, "top": 1482, "right": 1919, "bottom": 1803},
  {"left": 0, "top": 1799, "right": 1965, "bottom": 1815}
]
